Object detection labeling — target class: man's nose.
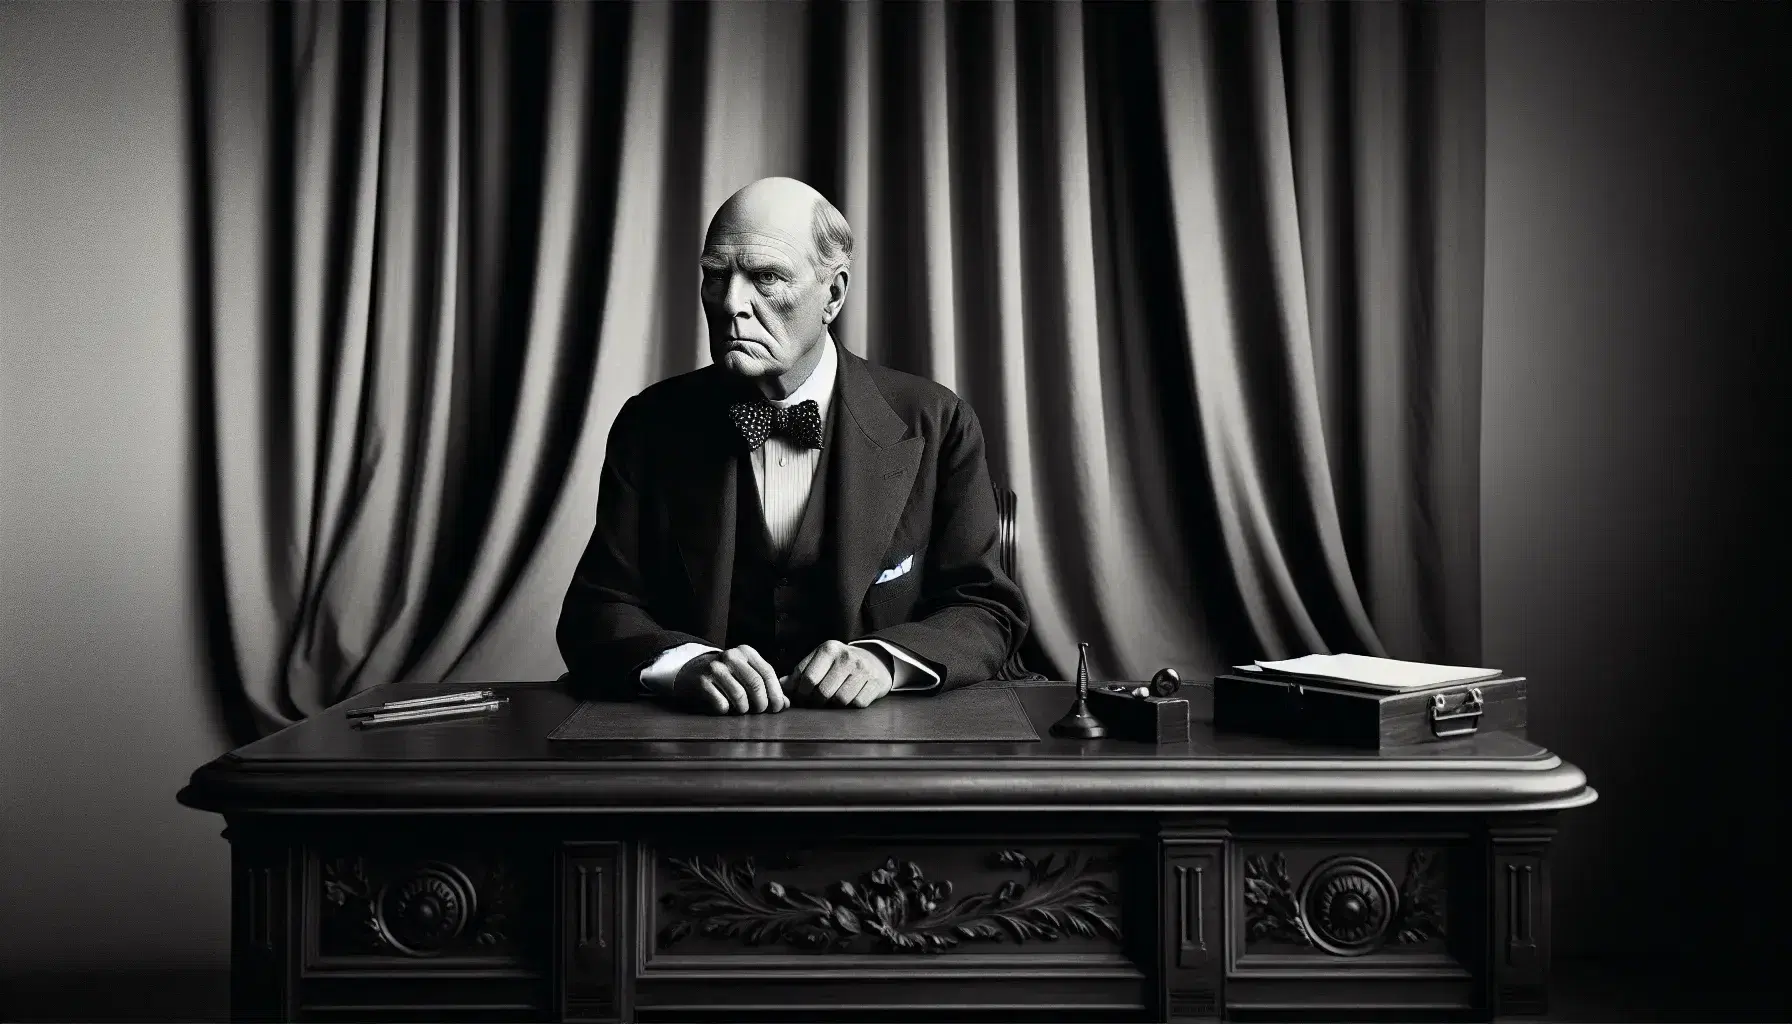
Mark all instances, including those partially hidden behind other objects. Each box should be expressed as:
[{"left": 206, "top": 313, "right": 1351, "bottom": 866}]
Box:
[{"left": 724, "top": 273, "right": 755, "bottom": 318}]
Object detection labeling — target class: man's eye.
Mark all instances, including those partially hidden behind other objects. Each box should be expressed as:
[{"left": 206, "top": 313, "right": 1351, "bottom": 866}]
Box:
[{"left": 754, "top": 271, "right": 781, "bottom": 286}]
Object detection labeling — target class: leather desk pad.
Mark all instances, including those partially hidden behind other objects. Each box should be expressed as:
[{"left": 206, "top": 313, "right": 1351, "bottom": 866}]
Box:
[{"left": 549, "top": 685, "right": 1040, "bottom": 743}]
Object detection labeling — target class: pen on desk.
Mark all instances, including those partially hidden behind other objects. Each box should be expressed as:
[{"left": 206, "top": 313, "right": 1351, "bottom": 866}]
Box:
[
  {"left": 353, "top": 698, "right": 507, "bottom": 727},
  {"left": 347, "top": 689, "right": 496, "bottom": 718}
]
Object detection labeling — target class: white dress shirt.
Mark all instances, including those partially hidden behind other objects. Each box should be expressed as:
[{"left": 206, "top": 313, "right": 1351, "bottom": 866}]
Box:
[{"left": 639, "top": 335, "right": 939, "bottom": 695}]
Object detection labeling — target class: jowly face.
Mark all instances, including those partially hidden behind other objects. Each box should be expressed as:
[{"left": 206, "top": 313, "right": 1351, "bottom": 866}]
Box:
[{"left": 699, "top": 190, "right": 846, "bottom": 392}]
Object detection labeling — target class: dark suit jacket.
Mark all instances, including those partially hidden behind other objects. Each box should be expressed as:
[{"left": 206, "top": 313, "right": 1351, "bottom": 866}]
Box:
[{"left": 557, "top": 346, "right": 1029, "bottom": 699}]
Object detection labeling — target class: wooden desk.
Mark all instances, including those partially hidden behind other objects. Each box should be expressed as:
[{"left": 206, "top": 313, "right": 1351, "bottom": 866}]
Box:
[{"left": 178, "top": 681, "right": 1596, "bottom": 1023}]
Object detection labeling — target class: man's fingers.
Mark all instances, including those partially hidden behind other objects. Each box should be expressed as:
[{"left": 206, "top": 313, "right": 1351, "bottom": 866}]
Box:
[
  {"left": 724, "top": 649, "right": 769, "bottom": 713},
  {"left": 849, "top": 671, "right": 884, "bottom": 707},
  {"left": 793, "top": 647, "right": 838, "bottom": 703},
  {"left": 775, "top": 674, "right": 801, "bottom": 709},
  {"left": 849, "top": 649, "right": 892, "bottom": 707},
  {"left": 697, "top": 680, "right": 730, "bottom": 715},
  {"left": 734, "top": 646, "right": 784, "bottom": 713},
  {"left": 765, "top": 674, "right": 790, "bottom": 712},
  {"left": 815, "top": 660, "right": 855, "bottom": 704},
  {"left": 831, "top": 650, "right": 874, "bottom": 706},
  {"left": 789, "top": 649, "right": 817, "bottom": 681},
  {"left": 737, "top": 645, "right": 777, "bottom": 684},
  {"left": 794, "top": 647, "right": 826, "bottom": 682},
  {"left": 833, "top": 670, "right": 868, "bottom": 708},
  {"left": 708, "top": 664, "right": 751, "bottom": 714}
]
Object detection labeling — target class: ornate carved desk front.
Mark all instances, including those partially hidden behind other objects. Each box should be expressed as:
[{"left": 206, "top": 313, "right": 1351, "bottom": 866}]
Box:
[{"left": 179, "top": 681, "right": 1596, "bottom": 1023}]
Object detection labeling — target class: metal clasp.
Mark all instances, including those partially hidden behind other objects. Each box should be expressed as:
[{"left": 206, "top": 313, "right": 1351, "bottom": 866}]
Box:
[{"left": 1429, "top": 687, "right": 1485, "bottom": 738}]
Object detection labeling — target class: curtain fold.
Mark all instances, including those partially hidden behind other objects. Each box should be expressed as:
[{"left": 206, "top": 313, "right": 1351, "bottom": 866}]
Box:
[{"left": 186, "top": 0, "right": 1485, "bottom": 737}]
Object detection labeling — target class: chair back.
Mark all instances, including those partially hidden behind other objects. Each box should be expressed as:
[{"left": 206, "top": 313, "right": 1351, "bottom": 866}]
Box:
[
  {"left": 991, "top": 483, "right": 1045, "bottom": 681},
  {"left": 994, "top": 485, "right": 1019, "bottom": 582}
]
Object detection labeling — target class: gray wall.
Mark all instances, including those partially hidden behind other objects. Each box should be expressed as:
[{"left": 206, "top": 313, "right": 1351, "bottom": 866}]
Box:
[
  {"left": 1, "top": 0, "right": 234, "bottom": 979},
  {"left": 1481, "top": 2, "right": 1789, "bottom": 963},
  {"left": 1, "top": 0, "right": 1784, "bottom": 1004}
]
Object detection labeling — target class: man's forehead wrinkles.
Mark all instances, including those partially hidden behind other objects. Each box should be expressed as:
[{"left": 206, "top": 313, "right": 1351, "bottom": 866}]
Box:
[
  {"left": 707, "top": 229, "right": 807, "bottom": 251},
  {"left": 701, "top": 241, "right": 804, "bottom": 264}
]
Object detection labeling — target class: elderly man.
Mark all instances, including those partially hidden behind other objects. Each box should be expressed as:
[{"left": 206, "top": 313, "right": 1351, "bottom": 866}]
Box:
[{"left": 557, "top": 176, "right": 1027, "bottom": 714}]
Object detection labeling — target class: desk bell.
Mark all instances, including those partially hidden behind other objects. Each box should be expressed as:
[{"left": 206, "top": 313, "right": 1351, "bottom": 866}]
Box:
[{"left": 1049, "top": 642, "right": 1108, "bottom": 739}]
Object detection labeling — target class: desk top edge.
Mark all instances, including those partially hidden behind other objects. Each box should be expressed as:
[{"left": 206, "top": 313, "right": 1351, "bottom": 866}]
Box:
[{"left": 179, "top": 679, "right": 1589, "bottom": 814}]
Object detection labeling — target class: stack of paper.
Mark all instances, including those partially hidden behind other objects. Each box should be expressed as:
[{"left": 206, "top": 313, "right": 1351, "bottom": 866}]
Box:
[{"left": 1232, "top": 653, "right": 1501, "bottom": 694}]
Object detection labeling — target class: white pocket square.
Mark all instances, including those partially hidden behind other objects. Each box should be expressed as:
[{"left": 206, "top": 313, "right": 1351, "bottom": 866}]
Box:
[{"left": 874, "top": 555, "right": 913, "bottom": 584}]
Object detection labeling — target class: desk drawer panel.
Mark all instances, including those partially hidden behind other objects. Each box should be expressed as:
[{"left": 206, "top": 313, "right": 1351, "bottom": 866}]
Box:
[
  {"left": 1224, "top": 836, "right": 1482, "bottom": 1015},
  {"left": 1231, "top": 841, "right": 1468, "bottom": 965},
  {"left": 303, "top": 846, "right": 550, "bottom": 974},
  {"left": 643, "top": 839, "right": 1139, "bottom": 967}
]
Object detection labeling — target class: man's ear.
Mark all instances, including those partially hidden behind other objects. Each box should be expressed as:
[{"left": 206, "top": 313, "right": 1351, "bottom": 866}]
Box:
[{"left": 822, "top": 267, "right": 850, "bottom": 324}]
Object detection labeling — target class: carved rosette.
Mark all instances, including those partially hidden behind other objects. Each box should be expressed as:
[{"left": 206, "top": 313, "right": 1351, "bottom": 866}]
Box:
[
  {"left": 321, "top": 856, "right": 518, "bottom": 959},
  {"left": 1244, "top": 850, "right": 1444, "bottom": 956},
  {"left": 376, "top": 862, "right": 477, "bottom": 956},
  {"left": 1299, "top": 857, "right": 1397, "bottom": 956}
]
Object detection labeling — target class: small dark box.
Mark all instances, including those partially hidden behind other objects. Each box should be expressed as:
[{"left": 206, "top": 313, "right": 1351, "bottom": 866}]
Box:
[
  {"left": 1212, "top": 673, "right": 1528, "bottom": 749},
  {"left": 1087, "top": 685, "right": 1190, "bottom": 744}
]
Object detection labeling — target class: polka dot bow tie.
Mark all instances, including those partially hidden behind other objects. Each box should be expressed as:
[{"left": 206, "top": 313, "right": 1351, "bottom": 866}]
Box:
[{"left": 728, "top": 398, "right": 824, "bottom": 451}]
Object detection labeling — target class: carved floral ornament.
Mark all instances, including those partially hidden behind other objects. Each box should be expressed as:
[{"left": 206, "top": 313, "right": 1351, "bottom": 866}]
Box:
[
  {"left": 657, "top": 850, "right": 1122, "bottom": 954},
  {"left": 1244, "top": 850, "right": 1445, "bottom": 956},
  {"left": 321, "top": 856, "right": 515, "bottom": 957}
]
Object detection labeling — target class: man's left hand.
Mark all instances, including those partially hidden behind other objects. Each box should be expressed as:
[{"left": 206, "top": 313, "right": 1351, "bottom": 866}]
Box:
[{"left": 785, "top": 640, "right": 893, "bottom": 708}]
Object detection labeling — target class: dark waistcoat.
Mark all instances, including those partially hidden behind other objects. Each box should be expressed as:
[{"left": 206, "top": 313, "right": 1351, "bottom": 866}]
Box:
[{"left": 724, "top": 413, "right": 842, "bottom": 677}]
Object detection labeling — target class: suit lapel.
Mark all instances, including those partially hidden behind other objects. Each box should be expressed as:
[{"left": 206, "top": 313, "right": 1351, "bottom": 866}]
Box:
[
  {"left": 830, "top": 349, "right": 924, "bottom": 634},
  {"left": 665, "top": 369, "right": 740, "bottom": 641}
]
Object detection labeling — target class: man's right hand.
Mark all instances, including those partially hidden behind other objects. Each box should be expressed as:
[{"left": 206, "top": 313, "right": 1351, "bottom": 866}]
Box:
[{"left": 671, "top": 645, "right": 789, "bottom": 715}]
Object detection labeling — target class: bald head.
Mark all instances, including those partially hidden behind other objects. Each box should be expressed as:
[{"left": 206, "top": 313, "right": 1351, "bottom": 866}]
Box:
[
  {"left": 699, "top": 177, "right": 853, "bottom": 397},
  {"left": 704, "top": 177, "right": 853, "bottom": 279}
]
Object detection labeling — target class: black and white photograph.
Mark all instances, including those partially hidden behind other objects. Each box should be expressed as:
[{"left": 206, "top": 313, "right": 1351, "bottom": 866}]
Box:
[{"left": 2, "top": 1, "right": 1787, "bottom": 1021}]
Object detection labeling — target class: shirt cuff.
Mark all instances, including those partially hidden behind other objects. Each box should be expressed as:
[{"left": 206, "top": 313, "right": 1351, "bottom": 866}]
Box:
[
  {"left": 850, "top": 638, "right": 942, "bottom": 693},
  {"left": 639, "top": 642, "right": 720, "bottom": 695}
]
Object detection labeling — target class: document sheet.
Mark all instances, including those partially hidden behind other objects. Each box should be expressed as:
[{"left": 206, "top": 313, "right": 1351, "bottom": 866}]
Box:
[{"left": 1235, "top": 653, "right": 1502, "bottom": 693}]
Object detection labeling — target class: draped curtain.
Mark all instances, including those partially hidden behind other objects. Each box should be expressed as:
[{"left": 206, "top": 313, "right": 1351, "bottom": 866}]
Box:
[{"left": 185, "top": 0, "right": 1485, "bottom": 738}]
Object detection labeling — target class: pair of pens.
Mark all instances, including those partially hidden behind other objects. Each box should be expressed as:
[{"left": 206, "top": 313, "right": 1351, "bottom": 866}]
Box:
[{"left": 349, "top": 689, "right": 506, "bottom": 727}]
